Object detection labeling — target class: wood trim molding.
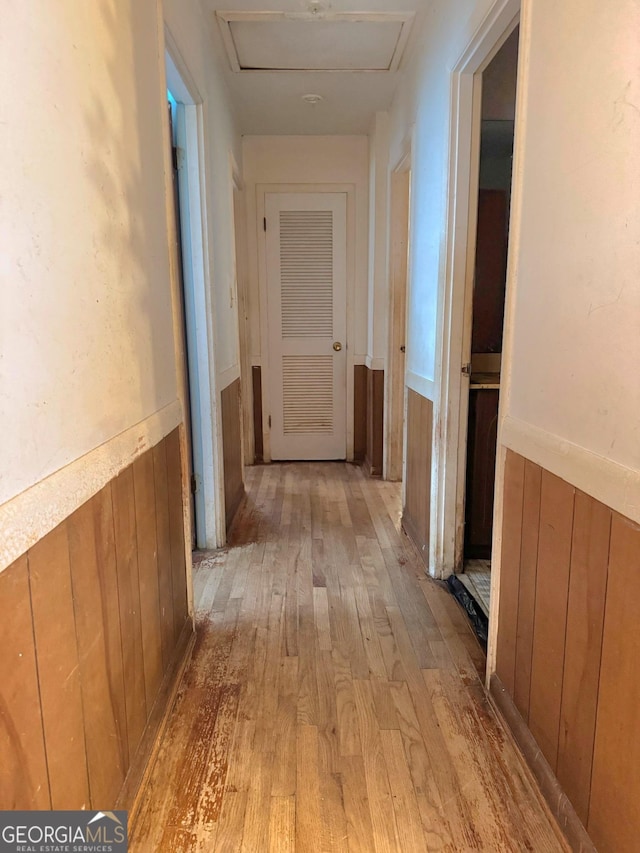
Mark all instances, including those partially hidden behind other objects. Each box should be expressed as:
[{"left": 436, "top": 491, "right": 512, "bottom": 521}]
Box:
[
  {"left": 365, "top": 355, "right": 385, "bottom": 370},
  {"left": 218, "top": 364, "right": 241, "bottom": 391},
  {"left": 489, "top": 673, "right": 596, "bottom": 853},
  {"left": 500, "top": 415, "right": 640, "bottom": 526},
  {"left": 0, "top": 400, "right": 183, "bottom": 574},
  {"left": 405, "top": 370, "right": 436, "bottom": 401}
]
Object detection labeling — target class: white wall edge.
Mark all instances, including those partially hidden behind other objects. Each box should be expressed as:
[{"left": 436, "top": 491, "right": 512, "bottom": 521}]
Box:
[
  {"left": 0, "top": 399, "right": 183, "bottom": 574},
  {"left": 218, "top": 364, "right": 241, "bottom": 391},
  {"left": 501, "top": 415, "right": 640, "bottom": 525},
  {"left": 405, "top": 370, "right": 437, "bottom": 402},
  {"left": 365, "top": 355, "right": 385, "bottom": 371}
]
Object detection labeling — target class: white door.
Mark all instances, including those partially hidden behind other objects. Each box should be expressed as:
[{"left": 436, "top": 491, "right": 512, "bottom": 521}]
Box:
[{"left": 265, "top": 192, "right": 347, "bottom": 460}]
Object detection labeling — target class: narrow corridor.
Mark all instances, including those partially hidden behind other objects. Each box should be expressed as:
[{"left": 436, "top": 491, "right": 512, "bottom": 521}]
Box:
[{"left": 131, "top": 464, "right": 566, "bottom": 851}]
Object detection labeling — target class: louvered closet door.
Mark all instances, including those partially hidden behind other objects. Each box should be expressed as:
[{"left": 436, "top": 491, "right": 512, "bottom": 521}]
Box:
[{"left": 265, "top": 193, "right": 347, "bottom": 460}]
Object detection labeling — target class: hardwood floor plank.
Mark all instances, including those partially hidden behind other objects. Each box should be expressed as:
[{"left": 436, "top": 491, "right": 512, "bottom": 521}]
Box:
[
  {"left": 332, "top": 649, "right": 361, "bottom": 758},
  {"left": 295, "top": 725, "right": 323, "bottom": 853},
  {"left": 130, "top": 463, "right": 566, "bottom": 853},
  {"left": 313, "top": 586, "right": 333, "bottom": 651},
  {"left": 352, "top": 679, "right": 402, "bottom": 852},
  {"left": 341, "top": 755, "right": 377, "bottom": 853},
  {"left": 212, "top": 792, "right": 248, "bottom": 853},
  {"left": 270, "top": 656, "right": 298, "bottom": 797},
  {"left": 268, "top": 796, "right": 296, "bottom": 853},
  {"left": 381, "top": 728, "right": 428, "bottom": 852}
]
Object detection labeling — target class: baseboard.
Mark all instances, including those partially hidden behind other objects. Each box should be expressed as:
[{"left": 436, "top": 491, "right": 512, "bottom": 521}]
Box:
[
  {"left": 401, "top": 510, "right": 430, "bottom": 572},
  {"left": 488, "top": 673, "right": 596, "bottom": 853},
  {"left": 117, "top": 617, "right": 196, "bottom": 820}
]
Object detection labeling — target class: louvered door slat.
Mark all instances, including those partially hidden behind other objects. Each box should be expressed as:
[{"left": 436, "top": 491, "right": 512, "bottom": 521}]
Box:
[{"left": 280, "top": 209, "right": 334, "bottom": 338}]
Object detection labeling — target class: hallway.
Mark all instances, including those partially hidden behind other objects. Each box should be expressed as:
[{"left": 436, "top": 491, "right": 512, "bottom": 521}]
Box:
[{"left": 131, "top": 464, "right": 566, "bottom": 852}]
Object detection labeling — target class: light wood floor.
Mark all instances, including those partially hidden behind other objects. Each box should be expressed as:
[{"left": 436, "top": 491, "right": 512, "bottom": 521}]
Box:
[{"left": 130, "top": 463, "right": 567, "bottom": 852}]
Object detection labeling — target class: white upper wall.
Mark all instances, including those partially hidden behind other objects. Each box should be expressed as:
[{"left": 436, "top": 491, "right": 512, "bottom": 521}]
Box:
[
  {"left": 507, "top": 0, "right": 640, "bottom": 474},
  {"left": 242, "top": 135, "right": 370, "bottom": 361},
  {"left": 389, "top": 0, "right": 497, "bottom": 391},
  {"left": 389, "top": 0, "right": 640, "bottom": 482},
  {"left": 0, "top": 0, "right": 177, "bottom": 506},
  {"left": 0, "top": 0, "right": 242, "bottom": 522}
]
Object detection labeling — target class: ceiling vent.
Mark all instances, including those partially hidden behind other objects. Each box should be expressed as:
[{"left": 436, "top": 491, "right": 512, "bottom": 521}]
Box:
[{"left": 215, "top": 11, "right": 415, "bottom": 73}]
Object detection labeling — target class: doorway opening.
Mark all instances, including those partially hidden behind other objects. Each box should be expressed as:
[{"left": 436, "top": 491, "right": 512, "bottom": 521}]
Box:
[
  {"left": 459, "top": 28, "right": 520, "bottom": 618},
  {"left": 165, "top": 45, "right": 222, "bottom": 550}
]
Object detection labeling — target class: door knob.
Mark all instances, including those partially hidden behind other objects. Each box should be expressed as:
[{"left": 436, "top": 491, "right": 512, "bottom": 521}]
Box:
[{"left": 333, "top": 341, "right": 342, "bottom": 352}]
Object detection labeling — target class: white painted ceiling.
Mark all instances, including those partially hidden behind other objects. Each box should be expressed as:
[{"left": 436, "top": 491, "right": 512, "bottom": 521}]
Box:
[{"left": 202, "top": 0, "right": 430, "bottom": 135}]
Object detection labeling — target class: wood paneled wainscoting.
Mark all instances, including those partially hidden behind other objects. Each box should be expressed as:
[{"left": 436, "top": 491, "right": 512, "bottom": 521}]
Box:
[
  {"left": 493, "top": 449, "right": 640, "bottom": 853},
  {"left": 402, "top": 389, "right": 433, "bottom": 570},
  {"left": 221, "top": 378, "right": 245, "bottom": 531},
  {"left": 0, "top": 428, "right": 193, "bottom": 812},
  {"left": 354, "top": 364, "right": 383, "bottom": 474}
]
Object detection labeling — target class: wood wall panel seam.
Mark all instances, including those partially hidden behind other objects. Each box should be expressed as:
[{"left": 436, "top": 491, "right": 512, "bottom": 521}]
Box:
[
  {"left": 528, "top": 471, "right": 575, "bottom": 772},
  {"left": 0, "top": 555, "right": 52, "bottom": 809},
  {"left": 27, "top": 522, "right": 91, "bottom": 809},
  {"left": 153, "top": 439, "right": 176, "bottom": 675},
  {"left": 495, "top": 450, "right": 525, "bottom": 696},
  {"left": 581, "top": 504, "right": 611, "bottom": 826},
  {"left": 166, "top": 429, "right": 189, "bottom": 642},
  {"left": 132, "top": 451, "right": 165, "bottom": 728},
  {"left": 113, "top": 466, "right": 149, "bottom": 764},
  {"left": 587, "top": 512, "right": 640, "bottom": 852},
  {"left": 25, "top": 554, "right": 55, "bottom": 809},
  {"left": 68, "top": 486, "right": 129, "bottom": 805},
  {"left": 556, "top": 492, "right": 611, "bottom": 824},
  {"left": 513, "top": 460, "right": 542, "bottom": 722}
]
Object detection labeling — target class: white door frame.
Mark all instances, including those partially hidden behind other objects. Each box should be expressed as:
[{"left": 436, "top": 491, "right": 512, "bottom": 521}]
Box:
[
  {"left": 256, "top": 183, "right": 357, "bottom": 463},
  {"left": 165, "top": 31, "right": 224, "bottom": 549},
  {"left": 232, "top": 173, "right": 254, "bottom": 470},
  {"left": 432, "top": 0, "right": 520, "bottom": 579},
  {"left": 383, "top": 146, "right": 412, "bottom": 482}
]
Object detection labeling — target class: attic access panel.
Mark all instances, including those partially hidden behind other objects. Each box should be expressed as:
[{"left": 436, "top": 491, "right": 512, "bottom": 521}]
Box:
[{"left": 216, "top": 12, "right": 415, "bottom": 72}]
